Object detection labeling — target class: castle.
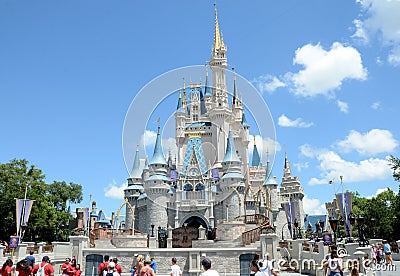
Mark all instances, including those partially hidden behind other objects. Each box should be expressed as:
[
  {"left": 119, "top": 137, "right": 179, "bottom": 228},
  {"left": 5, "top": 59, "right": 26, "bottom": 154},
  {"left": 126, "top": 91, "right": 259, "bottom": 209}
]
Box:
[{"left": 123, "top": 7, "right": 305, "bottom": 241}]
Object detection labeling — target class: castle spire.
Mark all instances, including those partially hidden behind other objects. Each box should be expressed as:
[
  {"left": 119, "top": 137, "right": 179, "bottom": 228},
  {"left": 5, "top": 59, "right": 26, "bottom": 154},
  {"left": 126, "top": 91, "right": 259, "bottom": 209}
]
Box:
[
  {"left": 150, "top": 125, "right": 167, "bottom": 165},
  {"left": 130, "top": 145, "right": 142, "bottom": 179},
  {"left": 213, "top": 3, "right": 225, "bottom": 57},
  {"left": 223, "top": 131, "right": 240, "bottom": 162},
  {"left": 204, "top": 66, "right": 212, "bottom": 97},
  {"left": 251, "top": 136, "right": 261, "bottom": 167}
]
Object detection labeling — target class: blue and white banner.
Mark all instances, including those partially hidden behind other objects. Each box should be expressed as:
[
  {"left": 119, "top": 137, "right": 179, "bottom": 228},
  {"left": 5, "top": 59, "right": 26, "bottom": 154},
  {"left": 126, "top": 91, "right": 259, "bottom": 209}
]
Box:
[
  {"left": 15, "top": 199, "right": 34, "bottom": 236},
  {"left": 336, "top": 192, "right": 352, "bottom": 236},
  {"left": 170, "top": 170, "right": 178, "bottom": 181},
  {"left": 212, "top": 168, "right": 219, "bottom": 180}
]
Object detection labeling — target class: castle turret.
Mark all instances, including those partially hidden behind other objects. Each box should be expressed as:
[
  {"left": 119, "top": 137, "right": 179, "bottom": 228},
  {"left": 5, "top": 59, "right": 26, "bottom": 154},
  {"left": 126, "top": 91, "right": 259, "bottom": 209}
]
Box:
[{"left": 145, "top": 126, "right": 170, "bottom": 230}]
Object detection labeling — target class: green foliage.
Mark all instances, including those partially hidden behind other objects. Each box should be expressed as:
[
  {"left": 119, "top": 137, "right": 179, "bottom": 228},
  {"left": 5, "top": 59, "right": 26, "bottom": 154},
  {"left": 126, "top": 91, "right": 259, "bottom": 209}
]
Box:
[
  {"left": 389, "top": 155, "right": 400, "bottom": 182},
  {"left": 0, "top": 159, "right": 83, "bottom": 242},
  {"left": 352, "top": 188, "right": 400, "bottom": 242}
]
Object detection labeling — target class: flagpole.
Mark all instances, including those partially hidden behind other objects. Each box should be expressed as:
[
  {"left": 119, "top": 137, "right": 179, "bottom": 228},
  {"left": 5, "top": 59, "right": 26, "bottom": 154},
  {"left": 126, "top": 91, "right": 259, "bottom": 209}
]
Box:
[
  {"left": 19, "top": 168, "right": 32, "bottom": 242},
  {"left": 341, "top": 176, "right": 349, "bottom": 237}
]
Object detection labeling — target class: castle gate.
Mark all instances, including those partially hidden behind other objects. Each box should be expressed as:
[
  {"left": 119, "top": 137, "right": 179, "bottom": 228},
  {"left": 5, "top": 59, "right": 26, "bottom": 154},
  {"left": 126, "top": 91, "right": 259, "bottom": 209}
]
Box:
[{"left": 172, "top": 216, "right": 206, "bottom": 248}]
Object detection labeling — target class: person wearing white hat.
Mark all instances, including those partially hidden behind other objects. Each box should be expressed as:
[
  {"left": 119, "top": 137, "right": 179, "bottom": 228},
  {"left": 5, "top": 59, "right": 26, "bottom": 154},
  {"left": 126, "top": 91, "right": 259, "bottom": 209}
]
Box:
[{"left": 103, "top": 261, "right": 119, "bottom": 276}]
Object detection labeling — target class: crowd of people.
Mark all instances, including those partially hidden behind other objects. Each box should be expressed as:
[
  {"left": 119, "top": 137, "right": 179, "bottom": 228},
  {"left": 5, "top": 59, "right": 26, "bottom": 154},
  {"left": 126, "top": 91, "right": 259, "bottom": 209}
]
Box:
[{"left": 0, "top": 254, "right": 81, "bottom": 276}]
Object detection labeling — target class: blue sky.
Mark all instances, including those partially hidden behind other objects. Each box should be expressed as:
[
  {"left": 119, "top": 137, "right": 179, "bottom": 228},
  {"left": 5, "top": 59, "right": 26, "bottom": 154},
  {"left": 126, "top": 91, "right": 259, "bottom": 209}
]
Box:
[{"left": 1, "top": 0, "right": 400, "bottom": 217}]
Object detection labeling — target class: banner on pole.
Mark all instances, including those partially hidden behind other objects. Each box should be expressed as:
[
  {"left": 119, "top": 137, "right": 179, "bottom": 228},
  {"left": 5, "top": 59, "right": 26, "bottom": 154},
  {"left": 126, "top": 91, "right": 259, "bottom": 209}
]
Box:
[{"left": 15, "top": 199, "right": 35, "bottom": 236}]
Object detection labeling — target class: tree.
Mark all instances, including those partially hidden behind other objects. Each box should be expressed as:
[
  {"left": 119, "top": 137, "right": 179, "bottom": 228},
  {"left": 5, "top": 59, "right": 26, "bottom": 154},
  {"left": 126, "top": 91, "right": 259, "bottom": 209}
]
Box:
[
  {"left": 389, "top": 155, "right": 400, "bottom": 181},
  {"left": 0, "top": 159, "right": 83, "bottom": 242}
]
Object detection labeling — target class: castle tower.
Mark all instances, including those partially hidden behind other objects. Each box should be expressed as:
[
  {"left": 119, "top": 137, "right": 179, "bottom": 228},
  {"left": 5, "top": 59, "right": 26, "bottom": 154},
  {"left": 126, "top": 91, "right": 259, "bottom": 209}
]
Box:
[
  {"left": 279, "top": 151, "right": 305, "bottom": 237},
  {"left": 145, "top": 126, "right": 170, "bottom": 230},
  {"left": 124, "top": 146, "right": 144, "bottom": 230},
  {"left": 208, "top": 5, "right": 232, "bottom": 168},
  {"left": 220, "top": 131, "right": 245, "bottom": 221}
]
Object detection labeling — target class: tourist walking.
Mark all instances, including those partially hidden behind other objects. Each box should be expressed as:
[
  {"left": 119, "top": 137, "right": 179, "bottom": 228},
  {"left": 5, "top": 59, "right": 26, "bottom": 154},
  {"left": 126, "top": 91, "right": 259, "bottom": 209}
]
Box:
[
  {"left": 150, "top": 258, "right": 157, "bottom": 273},
  {"left": 98, "top": 255, "right": 110, "bottom": 276},
  {"left": 61, "top": 258, "right": 72, "bottom": 276},
  {"left": 383, "top": 240, "right": 393, "bottom": 265},
  {"left": 103, "top": 262, "right": 119, "bottom": 276},
  {"left": 249, "top": 260, "right": 264, "bottom": 276},
  {"left": 326, "top": 251, "right": 343, "bottom": 276},
  {"left": 250, "top": 254, "right": 260, "bottom": 276},
  {"left": 74, "top": 264, "right": 81, "bottom": 276},
  {"left": 16, "top": 259, "right": 32, "bottom": 276},
  {"left": 200, "top": 258, "right": 219, "bottom": 276},
  {"left": 2, "top": 259, "right": 14, "bottom": 276},
  {"left": 140, "top": 259, "right": 155, "bottom": 276},
  {"left": 134, "top": 255, "right": 144, "bottom": 276},
  {"left": 112, "top": 258, "right": 122, "bottom": 275},
  {"left": 26, "top": 250, "right": 36, "bottom": 267},
  {"left": 32, "top": 256, "right": 54, "bottom": 276},
  {"left": 259, "top": 253, "right": 278, "bottom": 276},
  {"left": 170, "top": 258, "right": 182, "bottom": 276}
]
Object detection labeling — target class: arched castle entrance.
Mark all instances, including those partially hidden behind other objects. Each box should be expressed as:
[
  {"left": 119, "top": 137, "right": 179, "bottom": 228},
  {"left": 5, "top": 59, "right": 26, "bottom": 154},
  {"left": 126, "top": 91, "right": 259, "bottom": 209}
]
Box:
[{"left": 172, "top": 215, "right": 206, "bottom": 248}]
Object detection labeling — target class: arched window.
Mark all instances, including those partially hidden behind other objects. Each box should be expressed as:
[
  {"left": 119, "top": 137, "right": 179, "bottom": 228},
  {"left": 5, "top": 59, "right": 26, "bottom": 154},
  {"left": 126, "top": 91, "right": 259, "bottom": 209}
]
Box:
[
  {"left": 196, "top": 184, "right": 205, "bottom": 199},
  {"left": 183, "top": 184, "right": 193, "bottom": 200}
]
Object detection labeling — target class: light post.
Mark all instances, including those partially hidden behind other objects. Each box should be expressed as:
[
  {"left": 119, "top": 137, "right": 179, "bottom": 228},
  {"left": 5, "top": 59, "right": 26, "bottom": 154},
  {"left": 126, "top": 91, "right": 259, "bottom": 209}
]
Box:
[
  {"left": 293, "top": 219, "right": 298, "bottom": 240},
  {"left": 55, "top": 223, "right": 65, "bottom": 242},
  {"left": 357, "top": 215, "right": 367, "bottom": 247},
  {"left": 19, "top": 167, "right": 33, "bottom": 242},
  {"left": 329, "top": 216, "right": 339, "bottom": 244},
  {"left": 348, "top": 213, "right": 356, "bottom": 242},
  {"left": 150, "top": 224, "right": 155, "bottom": 237},
  {"left": 281, "top": 222, "right": 289, "bottom": 241},
  {"left": 370, "top": 217, "right": 376, "bottom": 238}
]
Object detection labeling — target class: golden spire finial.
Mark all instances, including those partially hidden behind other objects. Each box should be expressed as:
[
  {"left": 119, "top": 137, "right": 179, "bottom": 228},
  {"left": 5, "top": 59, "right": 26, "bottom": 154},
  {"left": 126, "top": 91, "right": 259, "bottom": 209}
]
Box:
[
  {"left": 182, "top": 78, "right": 187, "bottom": 108},
  {"left": 213, "top": 2, "right": 225, "bottom": 54}
]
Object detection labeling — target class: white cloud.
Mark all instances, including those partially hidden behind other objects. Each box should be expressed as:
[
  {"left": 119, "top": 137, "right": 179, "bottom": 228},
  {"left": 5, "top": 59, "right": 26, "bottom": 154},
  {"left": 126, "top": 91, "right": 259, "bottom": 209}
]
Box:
[
  {"left": 336, "top": 129, "right": 398, "bottom": 155},
  {"left": 293, "top": 162, "right": 309, "bottom": 172},
  {"left": 371, "top": 102, "right": 381, "bottom": 110},
  {"left": 337, "top": 100, "right": 349, "bottom": 113},
  {"left": 140, "top": 130, "right": 157, "bottom": 148},
  {"left": 288, "top": 42, "right": 367, "bottom": 97},
  {"left": 366, "top": 187, "right": 389, "bottom": 199},
  {"left": 300, "top": 144, "right": 392, "bottom": 185},
  {"left": 303, "top": 194, "right": 327, "bottom": 215},
  {"left": 253, "top": 74, "right": 286, "bottom": 93},
  {"left": 104, "top": 180, "right": 127, "bottom": 200},
  {"left": 278, "top": 114, "right": 314, "bottom": 128},
  {"left": 354, "top": 0, "right": 400, "bottom": 66}
]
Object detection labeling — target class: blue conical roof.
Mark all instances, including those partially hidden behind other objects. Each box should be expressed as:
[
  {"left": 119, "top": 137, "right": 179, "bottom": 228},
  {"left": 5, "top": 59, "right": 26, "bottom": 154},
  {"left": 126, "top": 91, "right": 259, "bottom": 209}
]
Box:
[
  {"left": 251, "top": 137, "right": 261, "bottom": 166},
  {"left": 223, "top": 131, "right": 241, "bottom": 162},
  {"left": 242, "top": 111, "right": 249, "bottom": 127},
  {"left": 150, "top": 126, "right": 167, "bottom": 165},
  {"left": 130, "top": 146, "right": 142, "bottom": 178},
  {"left": 176, "top": 90, "right": 183, "bottom": 112}
]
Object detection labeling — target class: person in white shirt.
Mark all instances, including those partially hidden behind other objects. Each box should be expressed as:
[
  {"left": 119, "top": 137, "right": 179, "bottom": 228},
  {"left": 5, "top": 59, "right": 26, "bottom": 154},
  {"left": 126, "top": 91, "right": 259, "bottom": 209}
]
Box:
[
  {"left": 170, "top": 258, "right": 182, "bottom": 276},
  {"left": 103, "top": 262, "right": 120, "bottom": 276},
  {"left": 259, "top": 253, "right": 278, "bottom": 276},
  {"left": 200, "top": 258, "right": 219, "bottom": 276},
  {"left": 250, "top": 260, "right": 264, "bottom": 276}
]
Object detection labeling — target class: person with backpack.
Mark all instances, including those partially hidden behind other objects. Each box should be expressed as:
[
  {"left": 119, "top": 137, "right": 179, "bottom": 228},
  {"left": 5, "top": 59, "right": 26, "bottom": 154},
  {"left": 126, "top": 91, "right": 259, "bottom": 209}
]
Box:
[
  {"left": 112, "top": 258, "right": 122, "bottom": 275},
  {"left": 32, "top": 256, "right": 54, "bottom": 276},
  {"left": 98, "top": 255, "right": 110, "bottom": 276},
  {"left": 103, "top": 262, "right": 119, "bottom": 276},
  {"left": 16, "top": 259, "right": 32, "bottom": 276}
]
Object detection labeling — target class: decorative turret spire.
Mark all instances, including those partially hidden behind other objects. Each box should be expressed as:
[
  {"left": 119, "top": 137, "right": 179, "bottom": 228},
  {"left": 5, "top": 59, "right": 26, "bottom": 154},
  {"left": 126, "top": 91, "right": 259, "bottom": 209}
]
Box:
[
  {"left": 182, "top": 79, "right": 187, "bottom": 110},
  {"left": 241, "top": 111, "right": 249, "bottom": 127},
  {"left": 283, "top": 146, "right": 292, "bottom": 177},
  {"left": 232, "top": 68, "right": 238, "bottom": 106},
  {"left": 150, "top": 125, "right": 167, "bottom": 165},
  {"left": 251, "top": 136, "right": 261, "bottom": 167},
  {"left": 223, "top": 131, "right": 240, "bottom": 162},
  {"left": 130, "top": 145, "right": 142, "bottom": 179},
  {"left": 212, "top": 3, "right": 226, "bottom": 57},
  {"left": 176, "top": 90, "right": 183, "bottom": 111}
]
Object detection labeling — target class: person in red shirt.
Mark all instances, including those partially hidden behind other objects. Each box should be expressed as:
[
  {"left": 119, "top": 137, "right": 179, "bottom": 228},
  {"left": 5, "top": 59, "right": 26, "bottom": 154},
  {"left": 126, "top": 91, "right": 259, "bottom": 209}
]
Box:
[
  {"left": 74, "top": 264, "right": 81, "bottom": 276},
  {"left": 98, "top": 255, "right": 109, "bottom": 276},
  {"left": 112, "top": 258, "right": 122, "bottom": 275},
  {"left": 61, "top": 258, "right": 72, "bottom": 276},
  {"left": 16, "top": 259, "right": 32, "bottom": 276},
  {"left": 32, "top": 256, "right": 54, "bottom": 276},
  {"left": 69, "top": 259, "right": 77, "bottom": 276},
  {"left": 1, "top": 259, "right": 14, "bottom": 276}
]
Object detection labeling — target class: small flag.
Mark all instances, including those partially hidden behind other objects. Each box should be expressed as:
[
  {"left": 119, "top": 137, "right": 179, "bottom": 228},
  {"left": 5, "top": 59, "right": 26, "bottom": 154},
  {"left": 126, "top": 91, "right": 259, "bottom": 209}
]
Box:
[
  {"left": 329, "top": 180, "right": 333, "bottom": 185},
  {"left": 155, "top": 118, "right": 160, "bottom": 123}
]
